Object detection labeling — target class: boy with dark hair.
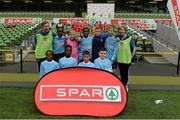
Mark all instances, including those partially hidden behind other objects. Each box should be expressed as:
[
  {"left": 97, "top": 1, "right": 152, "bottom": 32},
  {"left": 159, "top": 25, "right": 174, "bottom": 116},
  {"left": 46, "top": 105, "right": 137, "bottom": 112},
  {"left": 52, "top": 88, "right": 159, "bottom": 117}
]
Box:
[
  {"left": 53, "top": 27, "right": 66, "bottom": 62},
  {"left": 59, "top": 45, "right": 77, "bottom": 68},
  {"left": 79, "top": 27, "right": 93, "bottom": 62},
  {"left": 40, "top": 50, "right": 59, "bottom": 78}
]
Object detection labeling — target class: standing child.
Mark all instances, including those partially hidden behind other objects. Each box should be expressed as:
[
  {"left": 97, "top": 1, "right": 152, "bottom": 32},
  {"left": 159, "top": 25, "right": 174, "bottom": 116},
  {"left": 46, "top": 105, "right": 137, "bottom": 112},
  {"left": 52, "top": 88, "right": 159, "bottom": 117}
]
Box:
[
  {"left": 40, "top": 50, "right": 59, "bottom": 78},
  {"left": 79, "top": 27, "right": 93, "bottom": 62},
  {"left": 94, "top": 48, "right": 112, "bottom": 72},
  {"left": 105, "top": 25, "right": 118, "bottom": 69},
  {"left": 66, "top": 30, "right": 79, "bottom": 62},
  {"left": 78, "top": 50, "right": 95, "bottom": 68},
  {"left": 59, "top": 45, "right": 77, "bottom": 68},
  {"left": 105, "top": 25, "right": 118, "bottom": 62},
  {"left": 91, "top": 27, "right": 108, "bottom": 62},
  {"left": 53, "top": 27, "right": 66, "bottom": 62}
]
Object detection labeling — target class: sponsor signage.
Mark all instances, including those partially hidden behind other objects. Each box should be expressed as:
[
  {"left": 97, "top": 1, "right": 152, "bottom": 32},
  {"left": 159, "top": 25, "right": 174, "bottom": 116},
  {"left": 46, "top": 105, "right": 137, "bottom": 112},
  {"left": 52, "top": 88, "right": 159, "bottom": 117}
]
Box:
[
  {"left": 34, "top": 67, "right": 127, "bottom": 117},
  {"left": 52, "top": 18, "right": 172, "bottom": 30},
  {"left": 167, "top": 0, "right": 180, "bottom": 41},
  {"left": 53, "top": 18, "right": 89, "bottom": 25},
  {"left": 111, "top": 19, "right": 157, "bottom": 30},
  {"left": 4, "top": 52, "right": 14, "bottom": 62},
  {"left": 154, "top": 19, "right": 173, "bottom": 24},
  {"left": 0, "top": 18, "right": 42, "bottom": 24},
  {"left": 40, "top": 85, "right": 121, "bottom": 102}
]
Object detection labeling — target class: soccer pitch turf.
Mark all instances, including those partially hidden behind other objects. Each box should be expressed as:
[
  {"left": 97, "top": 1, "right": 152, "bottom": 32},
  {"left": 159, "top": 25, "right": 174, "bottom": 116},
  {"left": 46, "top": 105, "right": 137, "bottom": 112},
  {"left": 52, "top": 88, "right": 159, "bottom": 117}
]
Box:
[
  {"left": 0, "top": 73, "right": 180, "bottom": 118},
  {"left": 0, "top": 73, "right": 180, "bottom": 85},
  {"left": 0, "top": 87, "right": 180, "bottom": 119}
]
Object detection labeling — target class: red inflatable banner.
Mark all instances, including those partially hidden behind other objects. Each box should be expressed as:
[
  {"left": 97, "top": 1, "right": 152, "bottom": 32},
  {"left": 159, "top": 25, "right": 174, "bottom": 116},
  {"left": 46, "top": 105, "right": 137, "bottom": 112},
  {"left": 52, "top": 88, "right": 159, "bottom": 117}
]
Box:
[{"left": 34, "top": 67, "right": 127, "bottom": 117}]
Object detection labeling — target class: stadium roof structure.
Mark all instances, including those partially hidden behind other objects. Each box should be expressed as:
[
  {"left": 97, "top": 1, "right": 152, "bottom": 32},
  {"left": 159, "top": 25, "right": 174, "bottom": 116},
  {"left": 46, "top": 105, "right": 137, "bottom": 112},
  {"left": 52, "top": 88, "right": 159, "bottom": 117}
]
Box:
[
  {"left": 0, "top": 0, "right": 167, "bottom": 4},
  {"left": 0, "top": 0, "right": 168, "bottom": 16}
]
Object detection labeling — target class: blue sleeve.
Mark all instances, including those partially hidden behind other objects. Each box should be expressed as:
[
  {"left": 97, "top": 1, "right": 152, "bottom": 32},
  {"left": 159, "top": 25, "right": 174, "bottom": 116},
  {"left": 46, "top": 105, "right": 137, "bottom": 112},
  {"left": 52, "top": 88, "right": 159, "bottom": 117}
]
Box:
[
  {"left": 104, "top": 60, "right": 112, "bottom": 72},
  {"left": 112, "top": 41, "right": 118, "bottom": 61},
  {"left": 94, "top": 59, "right": 100, "bottom": 69},
  {"left": 92, "top": 63, "right": 96, "bottom": 68},
  {"left": 40, "top": 63, "right": 44, "bottom": 78},
  {"left": 56, "top": 63, "right": 59, "bottom": 69},
  {"left": 101, "top": 34, "right": 108, "bottom": 39},
  {"left": 130, "top": 39, "right": 135, "bottom": 49},
  {"left": 108, "top": 60, "right": 113, "bottom": 72},
  {"left": 130, "top": 39, "right": 136, "bottom": 57},
  {"left": 79, "top": 39, "right": 82, "bottom": 51},
  {"left": 74, "top": 60, "right": 77, "bottom": 66},
  {"left": 58, "top": 59, "right": 62, "bottom": 68},
  {"left": 78, "top": 63, "right": 82, "bottom": 67},
  {"left": 52, "top": 32, "right": 57, "bottom": 37},
  {"left": 32, "top": 34, "right": 36, "bottom": 47}
]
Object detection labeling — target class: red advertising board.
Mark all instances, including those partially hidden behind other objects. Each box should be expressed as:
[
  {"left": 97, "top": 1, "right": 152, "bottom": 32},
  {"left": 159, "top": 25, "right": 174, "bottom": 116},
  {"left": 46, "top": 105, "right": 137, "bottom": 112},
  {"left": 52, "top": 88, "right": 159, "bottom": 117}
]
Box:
[
  {"left": 171, "top": 0, "right": 180, "bottom": 26},
  {"left": 111, "top": 19, "right": 141, "bottom": 25},
  {"left": 34, "top": 67, "right": 127, "bottom": 117},
  {"left": 3, "top": 18, "right": 33, "bottom": 24},
  {"left": 154, "top": 20, "right": 173, "bottom": 24},
  {"left": 167, "top": 0, "right": 180, "bottom": 41},
  {"left": 111, "top": 19, "right": 172, "bottom": 25},
  {"left": 0, "top": 18, "right": 42, "bottom": 24},
  {"left": 54, "top": 18, "right": 89, "bottom": 25}
]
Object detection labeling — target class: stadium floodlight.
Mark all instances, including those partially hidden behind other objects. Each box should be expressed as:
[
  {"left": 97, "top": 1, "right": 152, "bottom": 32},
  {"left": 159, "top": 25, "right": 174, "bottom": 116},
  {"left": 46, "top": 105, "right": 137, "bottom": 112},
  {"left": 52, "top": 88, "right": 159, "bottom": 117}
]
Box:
[
  {"left": 139, "top": 34, "right": 143, "bottom": 37},
  {"left": 3, "top": 0, "right": 11, "bottom": 3},
  {"left": 128, "top": 1, "right": 135, "bottom": 3},
  {"left": 154, "top": 0, "right": 163, "bottom": 1},
  {"left": 142, "top": 36, "right": 147, "bottom": 39},
  {"left": 149, "top": 1, "right": 157, "bottom": 3},
  {"left": 107, "top": 0, "right": 115, "bottom": 3},
  {"left": 65, "top": 0, "right": 73, "bottom": 3},
  {"left": 25, "top": 0, "right": 32, "bottom": 3},
  {"left": 86, "top": 0, "right": 93, "bottom": 3},
  {"left": 44, "top": 0, "right": 52, "bottom": 3}
]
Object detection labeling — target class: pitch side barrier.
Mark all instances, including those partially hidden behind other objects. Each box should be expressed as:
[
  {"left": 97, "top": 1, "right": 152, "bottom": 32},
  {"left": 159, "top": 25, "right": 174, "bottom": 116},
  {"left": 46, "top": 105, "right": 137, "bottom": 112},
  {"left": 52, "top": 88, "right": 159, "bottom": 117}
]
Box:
[{"left": 0, "top": 49, "right": 179, "bottom": 75}]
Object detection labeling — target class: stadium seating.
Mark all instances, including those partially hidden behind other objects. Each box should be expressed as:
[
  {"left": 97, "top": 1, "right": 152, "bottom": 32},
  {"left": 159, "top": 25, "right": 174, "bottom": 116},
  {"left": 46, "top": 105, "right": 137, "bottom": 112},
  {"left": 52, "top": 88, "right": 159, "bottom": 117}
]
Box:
[
  {"left": 114, "top": 13, "right": 170, "bottom": 19},
  {"left": 0, "top": 12, "right": 75, "bottom": 20},
  {"left": 126, "top": 25, "right": 154, "bottom": 53},
  {"left": 0, "top": 23, "right": 41, "bottom": 48}
]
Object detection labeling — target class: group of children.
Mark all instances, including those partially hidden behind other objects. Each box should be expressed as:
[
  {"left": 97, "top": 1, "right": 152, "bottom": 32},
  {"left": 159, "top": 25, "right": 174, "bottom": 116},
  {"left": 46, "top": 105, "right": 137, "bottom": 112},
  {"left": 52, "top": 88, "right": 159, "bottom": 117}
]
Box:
[
  {"left": 35, "top": 20, "right": 136, "bottom": 92},
  {"left": 40, "top": 46, "right": 112, "bottom": 78},
  {"left": 39, "top": 25, "right": 117, "bottom": 78}
]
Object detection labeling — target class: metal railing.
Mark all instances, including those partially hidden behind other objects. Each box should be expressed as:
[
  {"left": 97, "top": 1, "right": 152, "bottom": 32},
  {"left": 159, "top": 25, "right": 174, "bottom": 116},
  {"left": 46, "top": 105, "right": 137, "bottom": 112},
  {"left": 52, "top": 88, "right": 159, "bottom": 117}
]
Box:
[{"left": 127, "top": 23, "right": 180, "bottom": 75}]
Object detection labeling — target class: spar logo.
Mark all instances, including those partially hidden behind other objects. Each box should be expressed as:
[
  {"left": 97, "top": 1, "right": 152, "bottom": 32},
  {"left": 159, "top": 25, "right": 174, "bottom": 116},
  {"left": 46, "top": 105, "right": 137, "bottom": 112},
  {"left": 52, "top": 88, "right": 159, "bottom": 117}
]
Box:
[
  {"left": 106, "top": 87, "right": 119, "bottom": 100},
  {"left": 40, "top": 85, "right": 121, "bottom": 102}
]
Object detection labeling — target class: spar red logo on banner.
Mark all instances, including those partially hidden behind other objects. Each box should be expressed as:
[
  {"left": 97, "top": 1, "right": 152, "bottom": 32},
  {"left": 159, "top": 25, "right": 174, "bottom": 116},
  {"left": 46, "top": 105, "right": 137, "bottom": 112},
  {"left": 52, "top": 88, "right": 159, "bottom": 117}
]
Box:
[
  {"left": 34, "top": 67, "right": 127, "bottom": 117},
  {"left": 40, "top": 85, "right": 121, "bottom": 102},
  {"left": 3, "top": 18, "right": 33, "bottom": 24}
]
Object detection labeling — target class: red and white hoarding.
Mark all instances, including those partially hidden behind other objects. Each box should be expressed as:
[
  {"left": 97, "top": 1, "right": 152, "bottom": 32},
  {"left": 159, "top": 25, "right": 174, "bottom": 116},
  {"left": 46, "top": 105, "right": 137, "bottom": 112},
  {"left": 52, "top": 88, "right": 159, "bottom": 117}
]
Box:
[{"left": 167, "top": 0, "right": 180, "bottom": 41}]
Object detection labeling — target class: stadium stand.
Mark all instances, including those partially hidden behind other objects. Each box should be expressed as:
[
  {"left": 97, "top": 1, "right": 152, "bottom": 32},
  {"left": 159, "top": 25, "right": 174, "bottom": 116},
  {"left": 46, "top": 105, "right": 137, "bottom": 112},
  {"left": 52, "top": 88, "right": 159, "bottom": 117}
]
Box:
[
  {"left": 0, "top": 12, "right": 75, "bottom": 20},
  {"left": 0, "top": 23, "right": 41, "bottom": 48}
]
